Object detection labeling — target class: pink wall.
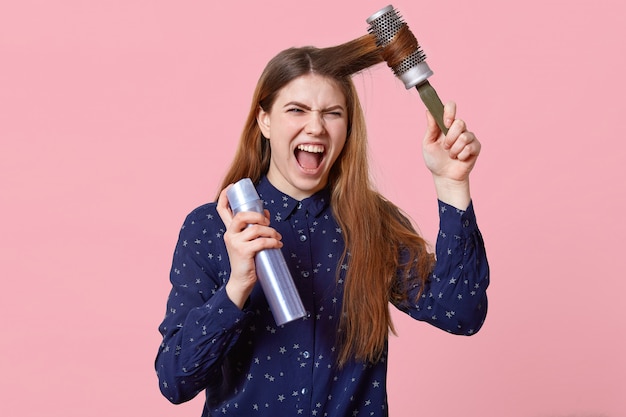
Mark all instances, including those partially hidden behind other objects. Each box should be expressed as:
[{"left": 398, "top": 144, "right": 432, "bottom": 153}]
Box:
[{"left": 1, "top": 1, "right": 624, "bottom": 416}]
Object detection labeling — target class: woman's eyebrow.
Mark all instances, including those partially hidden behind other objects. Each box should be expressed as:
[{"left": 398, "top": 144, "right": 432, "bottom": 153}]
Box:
[{"left": 283, "top": 101, "right": 345, "bottom": 112}]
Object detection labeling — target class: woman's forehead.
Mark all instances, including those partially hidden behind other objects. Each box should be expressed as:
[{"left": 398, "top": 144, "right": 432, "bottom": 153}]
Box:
[{"left": 273, "top": 73, "right": 347, "bottom": 107}]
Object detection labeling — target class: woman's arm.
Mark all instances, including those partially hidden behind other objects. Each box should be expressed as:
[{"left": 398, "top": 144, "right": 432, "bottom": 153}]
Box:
[
  {"left": 393, "top": 101, "right": 489, "bottom": 333},
  {"left": 394, "top": 200, "right": 489, "bottom": 334},
  {"left": 154, "top": 205, "right": 253, "bottom": 404}
]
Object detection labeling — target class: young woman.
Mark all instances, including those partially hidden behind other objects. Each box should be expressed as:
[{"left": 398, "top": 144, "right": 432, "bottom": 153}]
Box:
[{"left": 156, "top": 35, "right": 489, "bottom": 417}]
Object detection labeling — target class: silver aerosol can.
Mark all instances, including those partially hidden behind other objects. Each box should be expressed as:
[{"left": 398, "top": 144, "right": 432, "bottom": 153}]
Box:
[{"left": 226, "top": 178, "right": 306, "bottom": 325}]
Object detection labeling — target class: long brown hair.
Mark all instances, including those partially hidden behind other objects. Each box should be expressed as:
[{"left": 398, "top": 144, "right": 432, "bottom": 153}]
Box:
[{"left": 219, "top": 34, "right": 435, "bottom": 365}]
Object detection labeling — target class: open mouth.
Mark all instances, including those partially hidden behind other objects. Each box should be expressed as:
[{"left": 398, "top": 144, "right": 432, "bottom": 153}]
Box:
[{"left": 295, "top": 144, "right": 325, "bottom": 170}]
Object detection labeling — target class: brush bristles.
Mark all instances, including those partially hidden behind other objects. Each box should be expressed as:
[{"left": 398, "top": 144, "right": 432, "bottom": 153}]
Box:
[
  {"left": 392, "top": 48, "right": 427, "bottom": 76},
  {"left": 366, "top": 6, "right": 405, "bottom": 47},
  {"left": 366, "top": 5, "right": 432, "bottom": 88}
]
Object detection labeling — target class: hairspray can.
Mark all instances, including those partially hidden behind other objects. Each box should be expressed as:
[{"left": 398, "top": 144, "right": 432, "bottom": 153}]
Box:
[{"left": 227, "top": 178, "right": 306, "bottom": 325}]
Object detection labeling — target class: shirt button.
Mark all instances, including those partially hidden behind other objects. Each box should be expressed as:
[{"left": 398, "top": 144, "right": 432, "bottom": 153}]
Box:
[
  {"left": 301, "top": 388, "right": 308, "bottom": 395},
  {"left": 299, "top": 234, "right": 307, "bottom": 242},
  {"left": 301, "top": 271, "right": 310, "bottom": 278},
  {"left": 302, "top": 351, "right": 310, "bottom": 359}
]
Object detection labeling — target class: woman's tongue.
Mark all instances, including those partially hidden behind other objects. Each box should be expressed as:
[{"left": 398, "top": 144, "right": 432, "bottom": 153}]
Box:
[{"left": 295, "top": 149, "right": 322, "bottom": 170}]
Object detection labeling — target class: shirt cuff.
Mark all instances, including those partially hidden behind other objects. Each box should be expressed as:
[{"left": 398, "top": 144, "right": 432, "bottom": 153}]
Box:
[
  {"left": 202, "top": 285, "right": 253, "bottom": 330},
  {"left": 438, "top": 199, "right": 477, "bottom": 238}
]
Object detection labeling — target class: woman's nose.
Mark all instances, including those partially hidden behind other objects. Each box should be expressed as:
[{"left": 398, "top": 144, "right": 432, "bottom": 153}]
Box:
[{"left": 305, "top": 112, "right": 325, "bottom": 136}]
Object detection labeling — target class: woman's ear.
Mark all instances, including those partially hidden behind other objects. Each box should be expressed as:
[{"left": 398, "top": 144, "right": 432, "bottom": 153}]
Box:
[{"left": 257, "top": 107, "right": 271, "bottom": 139}]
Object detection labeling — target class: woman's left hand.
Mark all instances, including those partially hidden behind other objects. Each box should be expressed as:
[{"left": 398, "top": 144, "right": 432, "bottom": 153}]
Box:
[{"left": 422, "top": 101, "right": 481, "bottom": 209}]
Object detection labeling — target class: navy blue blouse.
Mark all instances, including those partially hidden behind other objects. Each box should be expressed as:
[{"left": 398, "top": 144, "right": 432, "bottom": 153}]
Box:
[{"left": 156, "top": 177, "right": 489, "bottom": 417}]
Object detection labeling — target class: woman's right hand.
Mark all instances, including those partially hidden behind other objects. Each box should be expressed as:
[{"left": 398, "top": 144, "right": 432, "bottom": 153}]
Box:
[{"left": 216, "top": 185, "right": 284, "bottom": 309}]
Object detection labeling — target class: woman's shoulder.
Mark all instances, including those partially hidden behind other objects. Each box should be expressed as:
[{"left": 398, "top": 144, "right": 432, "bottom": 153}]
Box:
[{"left": 180, "top": 202, "right": 222, "bottom": 229}]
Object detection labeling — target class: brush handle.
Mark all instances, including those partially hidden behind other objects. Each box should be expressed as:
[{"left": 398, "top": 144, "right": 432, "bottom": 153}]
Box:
[{"left": 416, "top": 81, "right": 448, "bottom": 136}]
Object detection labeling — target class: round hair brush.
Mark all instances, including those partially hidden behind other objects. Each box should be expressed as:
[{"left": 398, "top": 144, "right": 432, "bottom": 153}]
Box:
[{"left": 367, "top": 5, "right": 449, "bottom": 134}]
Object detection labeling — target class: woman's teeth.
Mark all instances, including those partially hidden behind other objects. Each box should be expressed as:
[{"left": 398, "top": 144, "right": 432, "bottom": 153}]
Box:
[
  {"left": 295, "top": 144, "right": 325, "bottom": 169},
  {"left": 297, "top": 144, "right": 324, "bottom": 153}
]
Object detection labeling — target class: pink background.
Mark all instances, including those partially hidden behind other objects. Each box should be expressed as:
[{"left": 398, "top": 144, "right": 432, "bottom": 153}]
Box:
[{"left": 1, "top": 1, "right": 624, "bottom": 416}]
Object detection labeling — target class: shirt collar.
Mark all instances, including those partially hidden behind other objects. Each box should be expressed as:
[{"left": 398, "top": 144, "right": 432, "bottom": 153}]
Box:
[{"left": 256, "top": 176, "right": 331, "bottom": 221}]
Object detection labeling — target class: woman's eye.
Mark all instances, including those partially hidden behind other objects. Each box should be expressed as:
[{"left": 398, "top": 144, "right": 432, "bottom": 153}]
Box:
[{"left": 287, "top": 108, "right": 304, "bottom": 113}]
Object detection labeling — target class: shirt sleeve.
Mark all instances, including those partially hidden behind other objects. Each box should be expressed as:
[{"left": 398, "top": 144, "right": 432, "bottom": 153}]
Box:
[
  {"left": 393, "top": 200, "right": 490, "bottom": 335},
  {"left": 154, "top": 206, "right": 254, "bottom": 404}
]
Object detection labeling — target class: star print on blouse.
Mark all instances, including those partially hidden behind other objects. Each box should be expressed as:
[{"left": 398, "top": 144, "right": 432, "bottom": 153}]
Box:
[{"left": 156, "top": 176, "right": 489, "bottom": 417}]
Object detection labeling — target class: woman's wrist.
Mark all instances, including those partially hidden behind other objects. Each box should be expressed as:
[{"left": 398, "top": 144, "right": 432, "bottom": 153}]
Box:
[
  {"left": 225, "top": 280, "right": 253, "bottom": 310},
  {"left": 432, "top": 175, "right": 471, "bottom": 210}
]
